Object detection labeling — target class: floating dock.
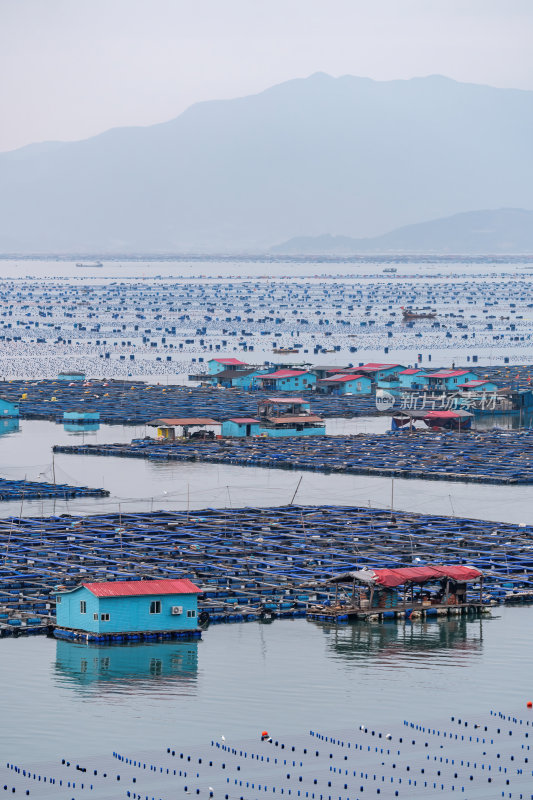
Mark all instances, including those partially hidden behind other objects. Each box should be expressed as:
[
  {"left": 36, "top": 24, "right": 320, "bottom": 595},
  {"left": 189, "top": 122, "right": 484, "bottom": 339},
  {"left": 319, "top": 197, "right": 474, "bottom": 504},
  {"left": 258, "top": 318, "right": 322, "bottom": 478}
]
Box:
[
  {"left": 1, "top": 504, "right": 532, "bottom": 633},
  {"left": 55, "top": 428, "right": 533, "bottom": 484},
  {"left": 0, "top": 477, "right": 109, "bottom": 501}
]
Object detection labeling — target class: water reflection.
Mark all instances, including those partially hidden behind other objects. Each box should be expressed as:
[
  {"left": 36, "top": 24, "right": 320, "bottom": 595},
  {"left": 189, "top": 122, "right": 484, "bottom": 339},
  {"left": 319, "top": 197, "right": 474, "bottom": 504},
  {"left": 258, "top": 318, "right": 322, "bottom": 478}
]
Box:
[
  {"left": 54, "top": 639, "right": 198, "bottom": 693},
  {"left": 0, "top": 418, "right": 20, "bottom": 436},
  {"left": 315, "top": 617, "right": 484, "bottom": 667},
  {"left": 63, "top": 422, "right": 100, "bottom": 433}
]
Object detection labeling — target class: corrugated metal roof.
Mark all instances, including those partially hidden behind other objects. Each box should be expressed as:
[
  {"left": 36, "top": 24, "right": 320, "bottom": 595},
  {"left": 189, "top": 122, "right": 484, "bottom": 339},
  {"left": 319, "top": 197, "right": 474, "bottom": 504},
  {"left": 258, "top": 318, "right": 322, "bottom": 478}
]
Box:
[
  {"left": 429, "top": 369, "right": 472, "bottom": 378},
  {"left": 227, "top": 417, "right": 260, "bottom": 424},
  {"left": 399, "top": 368, "right": 426, "bottom": 375},
  {"left": 358, "top": 363, "right": 402, "bottom": 371},
  {"left": 259, "top": 370, "right": 309, "bottom": 379},
  {"left": 318, "top": 374, "right": 365, "bottom": 383},
  {"left": 83, "top": 579, "right": 201, "bottom": 597}
]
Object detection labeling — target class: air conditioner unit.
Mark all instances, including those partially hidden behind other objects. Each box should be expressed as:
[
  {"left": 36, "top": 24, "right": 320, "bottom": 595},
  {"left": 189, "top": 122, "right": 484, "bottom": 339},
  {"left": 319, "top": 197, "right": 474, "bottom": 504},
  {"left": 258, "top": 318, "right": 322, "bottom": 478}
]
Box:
[{"left": 171, "top": 606, "right": 183, "bottom": 615}]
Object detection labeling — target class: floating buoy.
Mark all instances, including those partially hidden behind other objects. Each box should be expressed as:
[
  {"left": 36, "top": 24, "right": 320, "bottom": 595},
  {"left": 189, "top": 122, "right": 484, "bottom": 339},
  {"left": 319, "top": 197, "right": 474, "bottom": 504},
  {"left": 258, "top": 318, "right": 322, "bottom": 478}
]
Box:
[{"left": 527, "top": 701, "right": 532, "bottom": 708}]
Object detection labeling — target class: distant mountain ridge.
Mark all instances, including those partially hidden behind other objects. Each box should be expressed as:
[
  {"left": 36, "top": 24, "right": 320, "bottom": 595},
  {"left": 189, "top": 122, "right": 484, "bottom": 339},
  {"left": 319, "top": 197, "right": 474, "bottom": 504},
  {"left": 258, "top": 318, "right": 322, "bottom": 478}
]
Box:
[
  {"left": 1, "top": 73, "right": 533, "bottom": 253},
  {"left": 271, "top": 209, "right": 533, "bottom": 254}
]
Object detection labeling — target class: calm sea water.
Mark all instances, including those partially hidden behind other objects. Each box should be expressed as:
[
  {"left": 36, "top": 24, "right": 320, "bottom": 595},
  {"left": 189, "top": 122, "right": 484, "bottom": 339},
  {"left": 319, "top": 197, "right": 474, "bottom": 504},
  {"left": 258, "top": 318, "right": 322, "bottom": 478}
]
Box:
[
  {"left": 1, "top": 608, "right": 530, "bottom": 764},
  {"left": 0, "top": 418, "right": 531, "bottom": 522}
]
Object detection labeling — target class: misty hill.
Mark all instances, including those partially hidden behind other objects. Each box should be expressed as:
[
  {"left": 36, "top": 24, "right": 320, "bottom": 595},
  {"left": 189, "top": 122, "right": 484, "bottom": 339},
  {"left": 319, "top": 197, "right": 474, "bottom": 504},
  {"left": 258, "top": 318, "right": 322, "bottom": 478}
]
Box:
[
  {"left": 272, "top": 208, "right": 533, "bottom": 254},
  {"left": 1, "top": 73, "right": 533, "bottom": 253}
]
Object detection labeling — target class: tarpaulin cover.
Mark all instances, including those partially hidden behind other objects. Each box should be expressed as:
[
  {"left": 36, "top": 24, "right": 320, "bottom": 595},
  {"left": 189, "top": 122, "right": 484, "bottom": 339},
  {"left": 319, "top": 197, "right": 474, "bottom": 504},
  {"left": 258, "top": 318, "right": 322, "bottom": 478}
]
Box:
[
  {"left": 373, "top": 565, "right": 482, "bottom": 587},
  {"left": 328, "top": 565, "right": 481, "bottom": 587}
]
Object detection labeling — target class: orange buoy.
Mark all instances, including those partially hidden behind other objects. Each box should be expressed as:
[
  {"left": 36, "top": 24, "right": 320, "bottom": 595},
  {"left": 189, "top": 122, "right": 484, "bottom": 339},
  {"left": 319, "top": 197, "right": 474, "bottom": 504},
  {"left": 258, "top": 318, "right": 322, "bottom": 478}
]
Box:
[{"left": 527, "top": 701, "right": 532, "bottom": 708}]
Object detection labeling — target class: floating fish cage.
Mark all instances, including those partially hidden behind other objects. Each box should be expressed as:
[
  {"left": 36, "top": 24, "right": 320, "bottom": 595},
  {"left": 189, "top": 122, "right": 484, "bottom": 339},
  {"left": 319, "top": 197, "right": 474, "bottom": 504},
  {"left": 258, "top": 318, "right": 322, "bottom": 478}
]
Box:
[
  {"left": 54, "top": 428, "right": 533, "bottom": 485},
  {"left": 0, "top": 477, "right": 109, "bottom": 501},
  {"left": 1, "top": 504, "right": 532, "bottom": 635},
  {"left": 0, "top": 379, "right": 378, "bottom": 423}
]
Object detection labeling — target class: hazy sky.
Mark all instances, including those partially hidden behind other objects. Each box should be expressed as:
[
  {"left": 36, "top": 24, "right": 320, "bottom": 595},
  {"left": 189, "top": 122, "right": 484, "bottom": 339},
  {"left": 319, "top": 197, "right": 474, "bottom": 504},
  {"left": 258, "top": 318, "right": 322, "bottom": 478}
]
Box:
[{"left": 1, "top": 0, "right": 532, "bottom": 152}]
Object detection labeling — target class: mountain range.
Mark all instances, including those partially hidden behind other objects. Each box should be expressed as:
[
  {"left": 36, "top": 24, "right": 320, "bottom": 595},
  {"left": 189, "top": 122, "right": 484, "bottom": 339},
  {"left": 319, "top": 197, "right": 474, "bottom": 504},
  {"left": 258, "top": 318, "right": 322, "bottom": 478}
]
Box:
[
  {"left": 272, "top": 208, "right": 533, "bottom": 254},
  {"left": 1, "top": 73, "right": 533, "bottom": 253}
]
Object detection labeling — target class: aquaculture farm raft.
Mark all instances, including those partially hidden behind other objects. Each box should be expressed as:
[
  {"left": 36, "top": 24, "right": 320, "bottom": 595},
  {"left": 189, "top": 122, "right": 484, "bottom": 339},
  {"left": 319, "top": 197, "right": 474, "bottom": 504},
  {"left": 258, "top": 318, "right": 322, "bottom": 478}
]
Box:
[{"left": 307, "top": 564, "right": 486, "bottom": 623}]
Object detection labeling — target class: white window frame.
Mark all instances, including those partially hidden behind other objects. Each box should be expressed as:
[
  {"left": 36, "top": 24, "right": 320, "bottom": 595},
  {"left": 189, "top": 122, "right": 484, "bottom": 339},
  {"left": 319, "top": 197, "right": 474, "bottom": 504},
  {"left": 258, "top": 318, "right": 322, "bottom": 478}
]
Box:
[
  {"left": 187, "top": 609, "right": 196, "bottom": 618},
  {"left": 100, "top": 613, "right": 110, "bottom": 621},
  {"left": 150, "top": 600, "right": 161, "bottom": 614}
]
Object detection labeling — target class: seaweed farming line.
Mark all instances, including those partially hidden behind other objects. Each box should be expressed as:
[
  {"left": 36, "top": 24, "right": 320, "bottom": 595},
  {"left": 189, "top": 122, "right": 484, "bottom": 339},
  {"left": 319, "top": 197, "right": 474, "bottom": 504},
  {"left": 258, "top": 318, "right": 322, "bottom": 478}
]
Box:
[
  {"left": 1, "top": 504, "right": 533, "bottom": 635},
  {"left": 0, "top": 477, "right": 109, "bottom": 502},
  {"left": 2, "top": 708, "right": 533, "bottom": 799},
  {"left": 54, "top": 428, "right": 533, "bottom": 485}
]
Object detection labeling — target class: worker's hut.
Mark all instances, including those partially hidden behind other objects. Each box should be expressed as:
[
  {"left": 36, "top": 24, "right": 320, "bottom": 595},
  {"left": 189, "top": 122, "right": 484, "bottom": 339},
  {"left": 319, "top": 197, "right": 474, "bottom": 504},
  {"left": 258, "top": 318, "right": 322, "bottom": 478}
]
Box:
[
  {"left": 148, "top": 417, "right": 220, "bottom": 440},
  {"left": 207, "top": 357, "right": 250, "bottom": 375},
  {"left": 458, "top": 379, "right": 498, "bottom": 393},
  {"left": 257, "top": 369, "right": 316, "bottom": 392},
  {"left": 0, "top": 397, "right": 19, "bottom": 418},
  {"left": 308, "top": 565, "right": 484, "bottom": 621},
  {"left": 425, "top": 369, "right": 478, "bottom": 391},
  {"left": 55, "top": 578, "right": 201, "bottom": 641},
  {"left": 57, "top": 371, "right": 86, "bottom": 381},
  {"left": 317, "top": 373, "right": 371, "bottom": 395}
]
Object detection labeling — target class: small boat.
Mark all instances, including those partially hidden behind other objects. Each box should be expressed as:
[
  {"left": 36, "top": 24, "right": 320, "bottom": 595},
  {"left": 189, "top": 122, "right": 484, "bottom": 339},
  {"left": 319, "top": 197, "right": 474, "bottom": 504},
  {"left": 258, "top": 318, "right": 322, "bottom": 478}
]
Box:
[
  {"left": 76, "top": 261, "right": 103, "bottom": 268},
  {"left": 272, "top": 347, "right": 299, "bottom": 354},
  {"left": 401, "top": 306, "right": 436, "bottom": 320},
  {"left": 383, "top": 267, "right": 397, "bottom": 273}
]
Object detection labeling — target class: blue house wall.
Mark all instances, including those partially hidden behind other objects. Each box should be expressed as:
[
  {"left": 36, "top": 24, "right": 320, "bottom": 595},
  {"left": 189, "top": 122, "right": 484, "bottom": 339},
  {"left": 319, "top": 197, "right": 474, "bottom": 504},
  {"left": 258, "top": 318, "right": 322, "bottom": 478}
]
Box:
[
  {"left": 57, "top": 373, "right": 85, "bottom": 381},
  {"left": 63, "top": 411, "right": 100, "bottom": 422},
  {"left": 428, "top": 372, "right": 479, "bottom": 390},
  {"left": 221, "top": 420, "right": 261, "bottom": 437},
  {"left": 0, "top": 398, "right": 19, "bottom": 417},
  {"left": 398, "top": 371, "right": 430, "bottom": 389},
  {"left": 261, "top": 425, "right": 325, "bottom": 437},
  {"left": 56, "top": 586, "right": 198, "bottom": 633}
]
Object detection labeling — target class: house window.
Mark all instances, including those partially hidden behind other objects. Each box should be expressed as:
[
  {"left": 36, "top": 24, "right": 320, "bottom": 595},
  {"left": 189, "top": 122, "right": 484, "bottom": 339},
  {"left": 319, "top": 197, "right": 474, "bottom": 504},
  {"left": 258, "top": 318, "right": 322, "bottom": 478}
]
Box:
[
  {"left": 56, "top": 596, "right": 61, "bottom": 603},
  {"left": 100, "top": 613, "right": 110, "bottom": 621},
  {"left": 93, "top": 613, "right": 98, "bottom": 621},
  {"left": 150, "top": 600, "right": 161, "bottom": 614},
  {"left": 80, "top": 600, "right": 86, "bottom": 614},
  {"left": 187, "top": 609, "right": 196, "bottom": 618}
]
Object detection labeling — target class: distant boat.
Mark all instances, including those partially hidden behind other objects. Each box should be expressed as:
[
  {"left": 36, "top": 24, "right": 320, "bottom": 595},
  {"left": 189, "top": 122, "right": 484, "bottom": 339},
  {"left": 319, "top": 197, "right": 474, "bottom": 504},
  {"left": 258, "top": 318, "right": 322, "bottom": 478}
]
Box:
[
  {"left": 76, "top": 261, "right": 103, "bottom": 268},
  {"left": 401, "top": 306, "right": 436, "bottom": 320},
  {"left": 272, "top": 347, "right": 299, "bottom": 354},
  {"left": 383, "top": 267, "right": 397, "bottom": 273}
]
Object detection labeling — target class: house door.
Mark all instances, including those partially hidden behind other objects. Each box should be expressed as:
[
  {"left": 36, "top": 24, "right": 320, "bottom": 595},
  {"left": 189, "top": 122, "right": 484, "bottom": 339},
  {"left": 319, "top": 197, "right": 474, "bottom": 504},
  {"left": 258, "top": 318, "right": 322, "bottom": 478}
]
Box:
[{"left": 246, "top": 424, "right": 251, "bottom": 436}]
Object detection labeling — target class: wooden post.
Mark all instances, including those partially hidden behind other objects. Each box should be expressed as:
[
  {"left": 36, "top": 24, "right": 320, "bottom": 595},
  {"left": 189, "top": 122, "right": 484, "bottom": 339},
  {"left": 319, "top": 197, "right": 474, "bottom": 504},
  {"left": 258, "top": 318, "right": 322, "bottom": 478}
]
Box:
[
  {"left": 352, "top": 578, "right": 356, "bottom": 608},
  {"left": 369, "top": 585, "right": 374, "bottom": 610},
  {"left": 335, "top": 582, "right": 339, "bottom": 608},
  {"left": 479, "top": 576, "right": 483, "bottom": 606}
]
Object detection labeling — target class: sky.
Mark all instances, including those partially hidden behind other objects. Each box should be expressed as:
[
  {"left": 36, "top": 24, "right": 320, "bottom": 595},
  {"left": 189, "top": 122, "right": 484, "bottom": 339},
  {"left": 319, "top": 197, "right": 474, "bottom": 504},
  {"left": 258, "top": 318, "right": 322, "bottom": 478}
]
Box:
[{"left": 1, "top": 0, "right": 532, "bottom": 153}]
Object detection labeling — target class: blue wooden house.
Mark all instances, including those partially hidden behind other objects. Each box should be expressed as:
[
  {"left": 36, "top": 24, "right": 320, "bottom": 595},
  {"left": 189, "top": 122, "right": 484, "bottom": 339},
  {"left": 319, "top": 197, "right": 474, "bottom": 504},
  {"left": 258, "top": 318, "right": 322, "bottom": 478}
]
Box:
[
  {"left": 317, "top": 373, "right": 372, "bottom": 395},
  {"left": 397, "top": 369, "right": 430, "bottom": 390},
  {"left": 458, "top": 379, "right": 498, "bottom": 393},
  {"left": 207, "top": 357, "right": 250, "bottom": 375},
  {"left": 55, "top": 578, "right": 201, "bottom": 642},
  {"left": 0, "top": 397, "right": 19, "bottom": 418},
  {"left": 356, "top": 363, "right": 406, "bottom": 383},
  {"left": 425, "top": 369, "right": 478, "bottom": 391},
  {"left": 221, "top": 417, "right": 262, "bottom": 437},
  {"left": 257, "top": 369, "right": 316, "bottom": 392}
]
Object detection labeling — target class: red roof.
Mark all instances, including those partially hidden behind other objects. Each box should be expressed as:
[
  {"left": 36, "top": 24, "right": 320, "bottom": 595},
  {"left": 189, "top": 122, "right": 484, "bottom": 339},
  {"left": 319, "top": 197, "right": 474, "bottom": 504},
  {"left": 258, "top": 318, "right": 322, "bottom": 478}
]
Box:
[
  {"left": 228, "top": 417, "right": 260, "bottom": 424},
  {"left": 399, "top": 368, "right": 425, "bottom": 375},
  {"left": 83, "top": 579, "right": 201, "bottom": 597},
  {"left": 318, "top": 373, "right": 366, "bottom": 383},
  {"left": 259, "top": 369, "right": 309, "bottom": 379},
  {"left": 357, "top": 363, "right": 402, "bottom": 372},
  {"left": 429, "top": 369, "right": 472, "bottom": 378},
  {"left": 211, "top": 358, "right": 248, "bottom": 366},
  {"left": 374, "top": 565, "right": 482, "bottom": 588}
]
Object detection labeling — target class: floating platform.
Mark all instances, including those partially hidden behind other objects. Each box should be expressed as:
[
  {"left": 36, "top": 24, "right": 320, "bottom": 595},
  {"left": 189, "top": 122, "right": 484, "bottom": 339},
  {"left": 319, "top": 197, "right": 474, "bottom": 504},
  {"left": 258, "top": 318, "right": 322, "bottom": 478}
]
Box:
[
  {"left": 0, "top": 504, "right": 532, "bottom": 630},
  {"left": 55, "top": 428, "right": 533, "bottom": 484},
  {"left": 0, "top": 476, "right": 109, "bottom": 501},
  {"left": 53, "top": 626, "right": 201, "bottom": 643},
  {"left": 307, "top": 602, "right": 488, "bottom": 623}
]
